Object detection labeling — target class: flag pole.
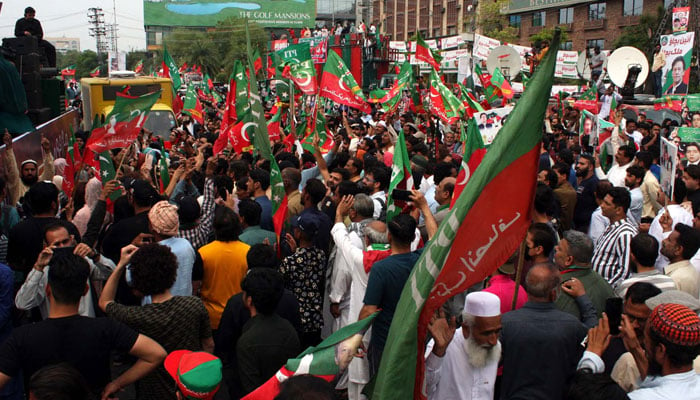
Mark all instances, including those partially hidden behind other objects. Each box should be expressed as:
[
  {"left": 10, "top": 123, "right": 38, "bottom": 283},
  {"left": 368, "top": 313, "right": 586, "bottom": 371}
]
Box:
[
  {"left": 289, "top": 78, "right": 296, "bottom": 138},
  {"left": 511, "top": 240, "right": 527, "bottom": 311}
]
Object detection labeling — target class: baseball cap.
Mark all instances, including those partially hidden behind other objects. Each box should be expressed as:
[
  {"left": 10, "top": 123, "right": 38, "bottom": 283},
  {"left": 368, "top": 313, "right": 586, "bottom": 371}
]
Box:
[
  {"left": 165, "top": 350, "right": 222, "bottom": 400},
  {"left": 292, "top": 213, "right": 320, "bottom": 236}
]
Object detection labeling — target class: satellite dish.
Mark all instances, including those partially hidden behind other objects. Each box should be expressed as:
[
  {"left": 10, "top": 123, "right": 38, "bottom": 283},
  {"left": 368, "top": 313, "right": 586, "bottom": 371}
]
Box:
[
  {"left": 607, "top": 46, "right": 649, "bottom": 89},
  {"left": 576, "top": 51, "right": 591, "bottom": 81},
  {"left": 486, "top": 45, "right": 521, "bottom": 81}
]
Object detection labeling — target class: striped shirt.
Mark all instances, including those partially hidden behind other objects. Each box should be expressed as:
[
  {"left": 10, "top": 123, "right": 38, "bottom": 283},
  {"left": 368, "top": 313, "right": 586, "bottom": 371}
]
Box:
[
  {"left": 592, "top": 218, "right": 638, "bottom": 288},
  {"left": 614, "top": 271, "right": 678, "bottom": 298}
]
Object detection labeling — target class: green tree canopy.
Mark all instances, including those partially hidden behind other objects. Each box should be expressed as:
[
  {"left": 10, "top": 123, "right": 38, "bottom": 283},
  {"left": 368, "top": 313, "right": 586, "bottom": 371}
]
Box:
[
  {"left": 479, "top": 0, "right": 519, "bottom": 43},
  {"left": 164, "top": 18, "right": 267, "bottom": 82}
]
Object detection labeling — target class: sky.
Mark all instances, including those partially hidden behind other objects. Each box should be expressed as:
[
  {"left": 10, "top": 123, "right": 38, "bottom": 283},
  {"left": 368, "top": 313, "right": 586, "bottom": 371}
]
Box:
[{"left": 0, "top": 0, "right": 147, "bottom": 52}]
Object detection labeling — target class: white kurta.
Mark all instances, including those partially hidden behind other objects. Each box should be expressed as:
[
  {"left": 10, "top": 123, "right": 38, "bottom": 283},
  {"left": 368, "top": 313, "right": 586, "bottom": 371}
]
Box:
[{"left": 424, "top": 328, "right": 499, "bottom": 400}]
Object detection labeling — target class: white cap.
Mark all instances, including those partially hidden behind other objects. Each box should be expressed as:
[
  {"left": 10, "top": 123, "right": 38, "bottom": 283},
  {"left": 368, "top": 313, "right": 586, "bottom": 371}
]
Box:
[{"left": 464, "top": 292, "right": 501, "bottom": 317}]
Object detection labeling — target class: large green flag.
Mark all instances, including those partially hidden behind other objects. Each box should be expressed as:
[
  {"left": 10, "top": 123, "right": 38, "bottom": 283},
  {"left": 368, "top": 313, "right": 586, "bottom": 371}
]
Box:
[
  {"left": 163, "top": 46, "right": 182, "bottom": 89},
  {"left": 386, "top": 130, "right": 413, "bottom": 222},
  {"left": 371, "top": 29, "right": 561, "bottom": 400},
  {"left": 273, "top": 42, "right": 318, "bottom": 95},
  {"left": 232, "top": 60, "right": 250, "bottom": 118},
  {"left": 245, "top": 21, "right": 272, "bottom": 161}
]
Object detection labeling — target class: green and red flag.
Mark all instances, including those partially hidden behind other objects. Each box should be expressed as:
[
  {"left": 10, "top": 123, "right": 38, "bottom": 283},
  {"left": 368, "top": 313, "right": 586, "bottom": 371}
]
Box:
[
  {"left": 319, "top": 51, "right": 371, "bottom": 113},
  {"left": 134, "top": 59, "right": 144, "bottom": 74},
  {"left": 450, "top": 117, "right": 486, "bottom": 208},
  {"left": 273, "top": 43, "right": 318, "bottom": 95},
  {"left": 414, "top": 32, "right": 441, "bottom": 71},
  {"left": 369, "top": 88, "right": 387, "bottom": 103},
  {"left": 60, "top": 64, "right": 76, "bottom": 76},
  {"left": 182, "top": 84, "right": 204, "bottom": 124},
  {"left": 95, "top": 150, "right": 123, "bottom": 201},
  {"left": 242, "top": 313, "right": 377, "bottom": 400},
  {"left": 62, "top": 128, "right": 81, "bottom": 198},
  {"left": 429, "top": 68, "right": 464, "bottom": 124},
  {"left": 458, "top": 83, "right": 485, "bottom": 117},
  {"left": 205, "top": 73, "right": 214, "bottom": 92},
  {"left": 371, "top": 30, "right": 561, "bottom": 400},
  {"left": 253, "top": 48, "right": 263, "bottom": 75},
  {"left": 229, "top": 110, "right": 255, "bottom": 154},
  {"left": 270, "top": 155, "right": 288, "bottom": 240},
  {"left": 158, "top": 141, "right": 170, "bottom": 193},
  {"left": 162, "top": 46, "right": 182, "bottom": 89},
  {"left": 573, "top": 85, "right": 599, "bottom": 114},
  {"left": 267, "top": 105, "right": 284, "bottom": 142},
  {"left": 654, "top": 95, "right": 683, "bottom": 112},
  {"left": 85, "top": 90, "right": 162, "bottom": 153},
  {"left": 299, "top": 107, "right": 333, "bottom": 153},
  {"left": 378, "top": 61, "right": 413, "bottom": 112},
  {"left": 386, "top": 130, "right": 414, "bottom": 222},
  {"left": 245, "top": 22, "right": 273, "bottom": 161},
  {"left": 474, "top": 63, "right": 498, "bottom": 104},
  {"left": 491, "top": 67, "right": 514, "bottom": 100},
  {"left": 89, "top": 66, "right": 101, "bottom": 77}
]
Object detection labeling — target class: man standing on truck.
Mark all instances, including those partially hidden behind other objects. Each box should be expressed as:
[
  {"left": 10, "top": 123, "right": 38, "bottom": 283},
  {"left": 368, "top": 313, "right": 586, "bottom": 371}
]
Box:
[{"left": 14, "top": 7, "right": 56, "bottom": 68}]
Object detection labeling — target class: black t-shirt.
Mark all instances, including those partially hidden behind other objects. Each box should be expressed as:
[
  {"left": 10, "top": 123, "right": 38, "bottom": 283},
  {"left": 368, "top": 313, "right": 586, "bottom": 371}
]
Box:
[
  {"left": 574, "top": 175, "right": 600, "bottom": 231},
  {"left": 100, "top": 212, "right": 150, "bottom": 264},
  {"left": 7, "top": 217, "right": 81, "bottom": 273},
  {"left": 0, "top": 315, "right": 138, "bottom": 395}
]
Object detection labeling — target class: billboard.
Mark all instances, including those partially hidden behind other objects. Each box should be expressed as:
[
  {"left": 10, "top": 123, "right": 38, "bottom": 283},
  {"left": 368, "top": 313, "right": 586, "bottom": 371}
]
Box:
[
  {"left": 660, "top": 32, "right": 694, "bottom": 95},
  {"left": 143, "top": 0, "right": 316, "bottom": 29}
]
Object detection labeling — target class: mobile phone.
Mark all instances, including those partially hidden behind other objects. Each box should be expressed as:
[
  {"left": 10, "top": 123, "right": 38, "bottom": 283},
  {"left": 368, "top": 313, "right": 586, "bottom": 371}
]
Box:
[
  {"left": 51, "top": 246, "right": 76, "bottom": 260},
  {"left": 605, "top": 297, "right": 623, "bottom": 335},
  {"left": 391, "top": 189, "right": 413, "bottom": 202}
]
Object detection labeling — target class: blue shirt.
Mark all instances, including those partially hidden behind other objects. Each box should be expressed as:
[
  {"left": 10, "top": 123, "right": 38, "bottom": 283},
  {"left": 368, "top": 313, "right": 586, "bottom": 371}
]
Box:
[
  {"left": 254, "top": 196, "right": 274, "bottom": 232},
  {"left": 160, "top": 237, "right": 196, "bottom": 297}
]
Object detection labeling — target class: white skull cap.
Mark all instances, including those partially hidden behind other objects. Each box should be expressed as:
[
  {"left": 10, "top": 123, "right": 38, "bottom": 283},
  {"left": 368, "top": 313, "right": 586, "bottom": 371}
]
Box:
[{"left": 464, "top": 291, "right": 501, "bottom": 317}]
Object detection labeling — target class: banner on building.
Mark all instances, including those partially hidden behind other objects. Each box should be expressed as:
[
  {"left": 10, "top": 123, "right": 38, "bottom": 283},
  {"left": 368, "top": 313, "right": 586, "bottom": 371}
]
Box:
[
  {"left": 299, "top": 37, "right": 328, "bottom": 64},
  {"left": 673, "top": 7, "right": 690, "bottom": 33},
  {"left": 474, "top": 106, "right": 514, "bottom": 144},
  {"left": 660, "top": 32, "right": 694, "bottom": 95},
  {"left": 440, "top": 35, "right": 465, "bottom": 49},
  {"left": 272, "top": 39, "right": 289, "bottom": 52}
]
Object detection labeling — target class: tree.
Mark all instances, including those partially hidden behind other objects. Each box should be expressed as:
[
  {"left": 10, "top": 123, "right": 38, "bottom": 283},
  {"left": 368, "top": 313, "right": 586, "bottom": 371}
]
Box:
[
  {"left": 164, "top": 18, "right": 267, "bottom": 82},
  {"left": 479, "top": 0, "right": 519, "bottom": 43},
  {"left": 57, "top": 50, "right": 104, "bottom": 78},
  {"left": 613, "top": 6, "right": 665, "bottom": 56},
  {"left": 529, "top": 27, "right": 569, "bottom": 46}
]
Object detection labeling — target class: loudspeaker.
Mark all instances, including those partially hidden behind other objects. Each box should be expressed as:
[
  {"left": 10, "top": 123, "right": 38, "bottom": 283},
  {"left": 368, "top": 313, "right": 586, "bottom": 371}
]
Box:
[
  {"left": 2, "top": 37, "right": 38, "bottom": 55},
  {"left": 22, "top": 71, "right": 42, "bottom": 109},
  {"left": 18, "top": 52, "right": 40, "bottom": 74},
  {"left": 41, "top": 78, "right": 65, "bottom": 117},
  {"left": 27, "top": 108, "right": 52, "bottom": 126},
  {"left": 39, "top": 67, "right": 58, "bottom": 78}
]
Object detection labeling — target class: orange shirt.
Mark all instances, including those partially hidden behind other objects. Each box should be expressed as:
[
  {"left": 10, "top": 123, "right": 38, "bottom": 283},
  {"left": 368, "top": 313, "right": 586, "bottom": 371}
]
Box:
[{"left": 198, "top": 240, "right": 250, "bottom": 329}]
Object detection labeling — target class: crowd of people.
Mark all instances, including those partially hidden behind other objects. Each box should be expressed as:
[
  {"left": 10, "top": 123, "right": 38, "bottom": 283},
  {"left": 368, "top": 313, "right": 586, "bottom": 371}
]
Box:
[{"left": 2, "top": 37, "right": 700, "bottom": 400}]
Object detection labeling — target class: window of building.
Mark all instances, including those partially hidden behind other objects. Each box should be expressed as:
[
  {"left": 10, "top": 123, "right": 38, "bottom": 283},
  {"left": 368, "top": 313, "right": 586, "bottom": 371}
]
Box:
[
  {"left": 448, "top": 26, "right": 457, "bottom": 35},
  {"left": 509, "top": 15, "right": 521, "bottom": 27},
  {"left": 560, "top": 41, "right": 573, "bottom": 50},
  {"left": 433, "top": 27, "right": 441, "bottom": 37},
  {"left": 623, "top": 0, "right": 642, "bottom": 16},
  {"left": 588, "top": 2, "right": 606, "bottom": 20},
  {"left": 587, "top": 39, "right": 604, "bottom": 50},
  {"left": 559, "top": 7, "right": 573, "bottom": 24},
  {"left": 533, "top": 11, "right": 546, "bottom": 27}
]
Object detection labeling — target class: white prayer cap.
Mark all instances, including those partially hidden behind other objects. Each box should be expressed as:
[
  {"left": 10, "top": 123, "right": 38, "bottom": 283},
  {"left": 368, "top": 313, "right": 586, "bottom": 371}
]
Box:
[{"left": 464, "top": 292, "right": 501, "bottom": 317}]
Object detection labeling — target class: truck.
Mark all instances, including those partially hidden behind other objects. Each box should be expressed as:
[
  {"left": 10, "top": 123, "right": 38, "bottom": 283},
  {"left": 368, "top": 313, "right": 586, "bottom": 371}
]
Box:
[{"left": 80, "top": 72, "right": 177, "bottom": 139}]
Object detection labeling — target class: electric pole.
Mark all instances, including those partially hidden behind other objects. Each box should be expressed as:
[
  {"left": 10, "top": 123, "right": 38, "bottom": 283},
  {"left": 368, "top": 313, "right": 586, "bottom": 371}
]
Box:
[{"left": 88, "top": 8, "right": 108, "bottom": 69}]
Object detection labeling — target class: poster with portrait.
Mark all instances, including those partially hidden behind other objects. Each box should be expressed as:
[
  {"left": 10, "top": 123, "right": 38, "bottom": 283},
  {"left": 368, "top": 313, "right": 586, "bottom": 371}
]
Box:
[
  {"left": 579, "top": 110, "right": 599, "bottom": 146},
  {"left": 660, "top": 32, "right": 694, "bottom": 95},
  {"left": 660, "top": 136, "right": 678, "bottom": 199},
  {"left": 475, "top": 106, "right": 514, "bottom": 144},
  {"left": 672, "top": 7, "right": 690, "bottom": 33}
]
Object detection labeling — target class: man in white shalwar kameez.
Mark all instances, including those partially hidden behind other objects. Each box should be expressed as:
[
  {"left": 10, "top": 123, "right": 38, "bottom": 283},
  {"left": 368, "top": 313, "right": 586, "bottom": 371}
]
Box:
[{"left": 424, "top": 292, "right": 502, "bottom": 400}]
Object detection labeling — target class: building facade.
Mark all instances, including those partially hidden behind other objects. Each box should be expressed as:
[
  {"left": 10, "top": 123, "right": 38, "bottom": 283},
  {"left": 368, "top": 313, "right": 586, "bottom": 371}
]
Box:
[
  {"left": 46, "top": 37, "right": 80, "bottom": 53},
  {"left": 506, "top": 0, "right": 671, "bottom": 51}
]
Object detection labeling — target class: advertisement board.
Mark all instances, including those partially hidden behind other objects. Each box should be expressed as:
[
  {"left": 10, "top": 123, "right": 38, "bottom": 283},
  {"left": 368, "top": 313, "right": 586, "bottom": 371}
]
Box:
[
  {"left": 143, "top": 0, "right": 316, "bottom": 28},
  {"left": 672, "top": 7, "right": 690, "bottom": 33}
]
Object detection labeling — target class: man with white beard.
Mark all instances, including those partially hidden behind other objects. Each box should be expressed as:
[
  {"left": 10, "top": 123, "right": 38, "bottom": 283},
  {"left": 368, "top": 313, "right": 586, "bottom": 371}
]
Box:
[{"left": 424, "top": 292, "right": 502, "bottom": 400}]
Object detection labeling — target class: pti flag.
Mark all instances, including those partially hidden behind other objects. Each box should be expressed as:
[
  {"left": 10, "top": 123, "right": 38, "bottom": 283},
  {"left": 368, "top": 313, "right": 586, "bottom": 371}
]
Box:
[
  {"left": 270, "top": 155, "right": 288, "bottom": 240},
  {"left": 85, "top": 90, "right": 162, "bottom": 153},
  {"left": 61, "top": 64, "right": 76, "bottom": 76},
  {"left": 371, "top": 29, "right": 560, "bottom": 400},
  {"left": 319, "top": 51, "right": 371, "bottom": 113},
  {"left": 429, "top": 68, "right": 464, "bottom": 124},
  {"left": 246, "top": 22, "right": 272, "bottom": 161},
  {"left": 414, "top": 31, "right": 441, "bottom": 71},
  {"left": 162, "top": 46, "right": 182, "bottom": 89},
  {"left": 182, "top": 85, "right": 204, "bottom": 124},
  {"left": 450, "top": 117, "right": 486, "bottom": 209},
  {"left": 89, "top": 66, "right": 101, "bottom": 77},
  {"left": 242, "top": 313, "right": 377, "bottom": 400},
  {"left": 386, "top": 130, "right": 414, "bottom": 222},
  {"left": 660, "top": 32, "right": 694, "bottom": 95},
  {"left": 274, "top": 43, "right": 318, "bottom": 95}
]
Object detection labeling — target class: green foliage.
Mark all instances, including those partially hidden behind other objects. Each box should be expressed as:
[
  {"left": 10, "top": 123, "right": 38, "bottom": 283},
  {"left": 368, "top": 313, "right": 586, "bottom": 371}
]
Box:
[
  {"left": 528, "top": 27, "right": 569, "bottom": 45},
  {"left": 479, "top": 0, "right": 519, "bottom": 43},
  {"left": 164, "top": 18, "right": 267, "bottom": 81},
  {"left": 57, "top": 50, "right": 106, "bottom": 78}
]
